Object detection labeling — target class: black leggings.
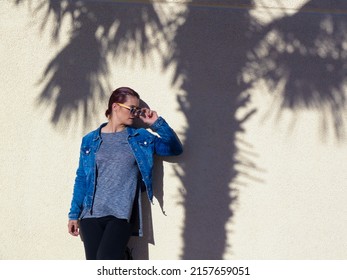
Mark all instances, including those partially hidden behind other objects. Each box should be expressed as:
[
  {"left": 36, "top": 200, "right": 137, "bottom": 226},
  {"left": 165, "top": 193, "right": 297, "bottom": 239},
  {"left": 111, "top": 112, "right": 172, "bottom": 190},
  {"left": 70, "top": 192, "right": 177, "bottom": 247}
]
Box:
[{"left": 79, "top": 215, "right": 133, "bottom": 260}]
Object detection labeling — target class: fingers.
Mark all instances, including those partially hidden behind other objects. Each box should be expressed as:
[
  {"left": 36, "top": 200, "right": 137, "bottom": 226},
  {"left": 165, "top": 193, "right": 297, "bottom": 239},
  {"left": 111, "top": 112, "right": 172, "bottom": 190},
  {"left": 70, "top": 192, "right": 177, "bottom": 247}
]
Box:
[
  {"left": 139, "top": 109, "right": 158, "bottom": 125},
  {"left": 141, "top": 108, "right": 157, "bottom": 119},
  {"left": 68, "top": 220, "right": 79, "bottom": 236}
]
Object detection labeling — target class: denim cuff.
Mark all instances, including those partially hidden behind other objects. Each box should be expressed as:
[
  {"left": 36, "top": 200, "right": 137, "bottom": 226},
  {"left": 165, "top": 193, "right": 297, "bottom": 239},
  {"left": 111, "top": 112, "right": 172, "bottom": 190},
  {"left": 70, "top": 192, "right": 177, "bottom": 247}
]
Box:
[{"left": 149, "top": 116, "right": 165, "bottom": 131}]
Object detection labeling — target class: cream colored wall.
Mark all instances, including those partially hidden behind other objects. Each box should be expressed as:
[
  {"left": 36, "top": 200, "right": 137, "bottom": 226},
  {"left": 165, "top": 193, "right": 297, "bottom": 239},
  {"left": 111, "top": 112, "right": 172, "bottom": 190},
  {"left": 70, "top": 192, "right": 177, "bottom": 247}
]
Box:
[{"left": 1, "top": 0, "right": 346, "bottom": 260}]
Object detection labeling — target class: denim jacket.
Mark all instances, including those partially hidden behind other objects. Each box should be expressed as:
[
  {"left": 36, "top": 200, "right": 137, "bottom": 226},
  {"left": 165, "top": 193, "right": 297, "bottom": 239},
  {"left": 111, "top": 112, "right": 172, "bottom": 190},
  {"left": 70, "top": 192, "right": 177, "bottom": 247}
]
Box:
[{"left": 68, "top": 117, "right": 183, "bottom": 234}]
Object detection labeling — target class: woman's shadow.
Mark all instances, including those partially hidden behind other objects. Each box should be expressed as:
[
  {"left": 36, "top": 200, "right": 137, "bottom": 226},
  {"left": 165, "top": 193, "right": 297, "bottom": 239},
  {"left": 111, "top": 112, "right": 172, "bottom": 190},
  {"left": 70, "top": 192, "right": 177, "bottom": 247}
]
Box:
[{"left": 127, "top": 100, "right": 179, "bottom": 259}]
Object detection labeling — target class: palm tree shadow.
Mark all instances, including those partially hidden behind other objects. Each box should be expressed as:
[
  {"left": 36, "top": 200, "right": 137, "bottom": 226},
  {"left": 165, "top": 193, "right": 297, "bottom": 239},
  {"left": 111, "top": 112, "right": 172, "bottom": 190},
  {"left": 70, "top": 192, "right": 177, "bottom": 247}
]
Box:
[
  {"left": 164, "top": 0, "right": 346, "bottom": 259},
  {"left": 12, "top": 0, "right": 347, "bottom": 260},
  {"left": 164, "top": 0, "right": 260, "bottom": 259}
]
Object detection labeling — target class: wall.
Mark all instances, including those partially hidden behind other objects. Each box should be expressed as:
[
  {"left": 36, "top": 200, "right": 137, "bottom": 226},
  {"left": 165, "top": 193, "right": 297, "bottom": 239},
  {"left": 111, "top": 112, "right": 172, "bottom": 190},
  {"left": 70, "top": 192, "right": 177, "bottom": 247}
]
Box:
[{"left": 0, "top": 0, "right": 346, "bottom": 260}]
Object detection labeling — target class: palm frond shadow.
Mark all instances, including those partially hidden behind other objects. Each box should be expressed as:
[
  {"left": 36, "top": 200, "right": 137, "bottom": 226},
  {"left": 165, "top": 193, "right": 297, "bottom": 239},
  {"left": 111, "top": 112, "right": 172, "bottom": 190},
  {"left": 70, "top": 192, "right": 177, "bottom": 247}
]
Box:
[{"left": 18, "top": 0, "right": 164, "bottom": 130}]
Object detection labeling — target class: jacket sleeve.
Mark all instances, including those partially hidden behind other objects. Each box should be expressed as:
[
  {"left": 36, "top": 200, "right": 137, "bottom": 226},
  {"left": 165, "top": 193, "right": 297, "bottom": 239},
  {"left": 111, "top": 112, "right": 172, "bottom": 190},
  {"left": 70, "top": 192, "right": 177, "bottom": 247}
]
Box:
[
  {"left": 150, "top": 117, "right": 183, "bottom": 156},
  {"left": 68, "top": 141, "right": 87, "bottom": 220}
]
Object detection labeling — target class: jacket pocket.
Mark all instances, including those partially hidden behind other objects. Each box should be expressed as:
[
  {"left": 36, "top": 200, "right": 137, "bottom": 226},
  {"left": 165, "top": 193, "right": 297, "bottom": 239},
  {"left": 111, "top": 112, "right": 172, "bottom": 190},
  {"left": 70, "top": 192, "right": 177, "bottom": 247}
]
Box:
[
  {"left": 81, "top": 146, "right": 91, "bottom": 154},
  {"left": 81, "top": 146, "right": 93, "bottom": 168},
  {"left": 137, "top": 138, "right": 154, "bottom": 147}
]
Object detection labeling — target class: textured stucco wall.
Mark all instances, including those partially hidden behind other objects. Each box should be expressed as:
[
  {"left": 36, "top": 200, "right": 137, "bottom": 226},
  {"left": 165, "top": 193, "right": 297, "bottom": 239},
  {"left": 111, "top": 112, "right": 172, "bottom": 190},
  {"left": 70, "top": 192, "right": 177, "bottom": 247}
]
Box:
[{"left": 1, "top": 0, "right": 346, "bottom": 260}]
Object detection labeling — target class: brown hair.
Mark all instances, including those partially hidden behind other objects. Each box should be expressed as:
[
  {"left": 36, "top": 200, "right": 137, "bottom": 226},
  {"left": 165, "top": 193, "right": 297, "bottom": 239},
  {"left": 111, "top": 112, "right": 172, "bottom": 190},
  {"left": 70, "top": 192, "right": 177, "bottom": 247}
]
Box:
[{"left": 105, "top": 87, "right": 140, "bottom": 118}]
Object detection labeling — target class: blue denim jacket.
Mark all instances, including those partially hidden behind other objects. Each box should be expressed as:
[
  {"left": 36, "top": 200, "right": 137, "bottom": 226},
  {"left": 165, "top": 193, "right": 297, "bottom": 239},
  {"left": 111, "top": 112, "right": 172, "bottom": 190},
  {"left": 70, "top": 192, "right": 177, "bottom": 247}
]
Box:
[{"left": 68, "top": 117, "right": 183, "bottom": 235}]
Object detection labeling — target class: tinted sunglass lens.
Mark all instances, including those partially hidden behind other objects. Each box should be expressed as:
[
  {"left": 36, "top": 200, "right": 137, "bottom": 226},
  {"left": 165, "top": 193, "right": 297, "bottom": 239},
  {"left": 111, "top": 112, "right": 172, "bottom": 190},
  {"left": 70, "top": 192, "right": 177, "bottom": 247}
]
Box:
[
  {"left": 129, "top": 107, "right": 142, "bottom": 117},
  {"left": 134, "top": 109, "right": 141, "bottom": 117}
]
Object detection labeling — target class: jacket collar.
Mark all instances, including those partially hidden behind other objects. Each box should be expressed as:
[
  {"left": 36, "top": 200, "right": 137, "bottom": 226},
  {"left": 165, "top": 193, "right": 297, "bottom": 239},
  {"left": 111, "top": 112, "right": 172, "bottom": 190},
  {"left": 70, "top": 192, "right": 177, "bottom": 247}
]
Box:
[
  {"left": 127, "top": 126, "right": 139, "bottom": 137},
  {"left": 93, "top": 123, "right": 107, "bottom": 141},
  {"left": 93, "top": 123, "right": 139, "bottom": 141}
]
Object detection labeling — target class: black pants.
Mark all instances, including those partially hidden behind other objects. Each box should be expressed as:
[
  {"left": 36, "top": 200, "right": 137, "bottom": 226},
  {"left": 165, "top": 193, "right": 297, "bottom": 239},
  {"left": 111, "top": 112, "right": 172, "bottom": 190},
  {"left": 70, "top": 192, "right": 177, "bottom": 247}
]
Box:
[{"left": 79, "top": 215, "right": 133, "bottom": 260}]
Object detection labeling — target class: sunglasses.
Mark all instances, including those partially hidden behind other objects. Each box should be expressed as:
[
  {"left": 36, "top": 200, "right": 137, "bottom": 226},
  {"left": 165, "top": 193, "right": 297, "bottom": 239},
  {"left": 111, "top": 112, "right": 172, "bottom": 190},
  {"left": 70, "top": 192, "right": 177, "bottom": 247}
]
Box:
[{"left": 116, "top": 103, "right": 143, "bottom": 117}]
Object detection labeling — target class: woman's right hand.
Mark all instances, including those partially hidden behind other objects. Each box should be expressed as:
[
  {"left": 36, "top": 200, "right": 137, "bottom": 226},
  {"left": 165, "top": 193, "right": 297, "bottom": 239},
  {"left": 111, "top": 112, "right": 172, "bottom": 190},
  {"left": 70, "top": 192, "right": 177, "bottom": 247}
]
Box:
[{"left": 68, "top": 220, "right": 79, "bottom": 236}]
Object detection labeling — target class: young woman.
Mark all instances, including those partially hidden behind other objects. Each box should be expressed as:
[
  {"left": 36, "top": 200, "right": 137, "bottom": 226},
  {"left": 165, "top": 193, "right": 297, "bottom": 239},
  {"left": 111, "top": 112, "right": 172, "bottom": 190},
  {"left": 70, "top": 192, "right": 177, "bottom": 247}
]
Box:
[{"left": 67, "top": 87, "right": 183, "bottom": 260}]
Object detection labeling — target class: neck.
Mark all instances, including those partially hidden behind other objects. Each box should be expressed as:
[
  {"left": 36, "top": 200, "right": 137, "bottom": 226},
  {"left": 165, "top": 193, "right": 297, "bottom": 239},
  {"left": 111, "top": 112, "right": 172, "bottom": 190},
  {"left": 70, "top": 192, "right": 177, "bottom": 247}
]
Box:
[{"left": 103, "top": 119, "right": 126, "bottom": 133}]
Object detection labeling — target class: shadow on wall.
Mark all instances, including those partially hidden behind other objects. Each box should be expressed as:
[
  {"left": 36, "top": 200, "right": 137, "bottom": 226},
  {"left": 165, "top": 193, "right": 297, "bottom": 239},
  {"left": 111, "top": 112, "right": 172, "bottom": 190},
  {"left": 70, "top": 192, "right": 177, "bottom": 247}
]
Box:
[
  {"left": 13, "top": 0, "right": 347, "bottom": 259},
  {"left": 243, "top": 0, "right": 347, "bottom": 140},
  {"left": 14, "top": 0, "right": 165, "bottom": 130},
  {"left": 165, "top": 0, "right": 260, "bottom": 259},
  {"left": 169, "top": 0, "right": 346, "bottom": 259}
]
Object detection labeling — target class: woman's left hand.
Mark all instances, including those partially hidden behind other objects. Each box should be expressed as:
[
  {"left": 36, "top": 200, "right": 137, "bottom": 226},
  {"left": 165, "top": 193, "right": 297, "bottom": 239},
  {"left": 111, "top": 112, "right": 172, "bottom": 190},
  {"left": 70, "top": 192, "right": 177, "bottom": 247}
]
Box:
[{"left": 139, "top": 108, "right": 158, "bottom": 126}]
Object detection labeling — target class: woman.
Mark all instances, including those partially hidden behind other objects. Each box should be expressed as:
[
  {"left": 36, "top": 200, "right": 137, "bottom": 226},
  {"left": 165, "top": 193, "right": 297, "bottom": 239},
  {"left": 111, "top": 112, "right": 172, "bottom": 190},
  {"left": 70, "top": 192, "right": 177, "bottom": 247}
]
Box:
[{"left": 68, "top": 87, "right": 183, "bottom": 260}]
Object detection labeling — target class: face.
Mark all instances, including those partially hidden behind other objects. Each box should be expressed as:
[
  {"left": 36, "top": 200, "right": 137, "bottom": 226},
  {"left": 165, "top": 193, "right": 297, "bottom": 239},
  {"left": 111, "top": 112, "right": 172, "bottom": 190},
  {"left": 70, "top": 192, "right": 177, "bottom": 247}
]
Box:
[{"left": 113, "top": 95, "right": 140, "bottom": 126}]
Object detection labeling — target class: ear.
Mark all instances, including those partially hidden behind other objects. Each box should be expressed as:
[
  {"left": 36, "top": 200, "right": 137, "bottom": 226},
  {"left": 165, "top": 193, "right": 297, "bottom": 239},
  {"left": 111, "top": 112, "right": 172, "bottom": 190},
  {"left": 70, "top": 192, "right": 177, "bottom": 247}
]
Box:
[{"left": 112, "top": 103, "right": 118, "bottom": 111}]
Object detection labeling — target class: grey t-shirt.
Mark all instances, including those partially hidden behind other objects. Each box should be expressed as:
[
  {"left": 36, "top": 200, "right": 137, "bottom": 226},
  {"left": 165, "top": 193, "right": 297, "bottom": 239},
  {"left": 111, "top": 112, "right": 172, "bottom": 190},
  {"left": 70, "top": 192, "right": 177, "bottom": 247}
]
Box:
[{"left": 82, "top": 129, "right": 139, "bottom": 221}]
